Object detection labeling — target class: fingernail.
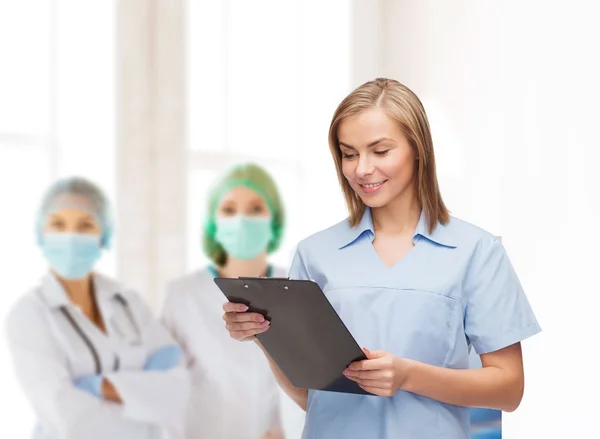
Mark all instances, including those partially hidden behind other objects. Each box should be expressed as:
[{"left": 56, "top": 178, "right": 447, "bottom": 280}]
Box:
[
  {"left": 257, "top": 316, "right": 265, "bottom": 322},
  {"left": 241, "top": 305, "right": 249, "bottom": 311}
]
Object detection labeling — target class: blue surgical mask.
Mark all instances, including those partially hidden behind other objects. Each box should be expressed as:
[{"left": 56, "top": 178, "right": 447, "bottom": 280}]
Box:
[
  {"left": 42, "top": 233, "right": 102, "bottom": 279},
  {"left": 215, "top": 216, "right": 273, "bottom": 260}
]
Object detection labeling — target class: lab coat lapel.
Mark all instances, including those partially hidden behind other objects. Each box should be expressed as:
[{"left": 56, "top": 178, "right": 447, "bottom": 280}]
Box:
[{"left": 39, "top": 273, "right": 71, "bottom": 309}]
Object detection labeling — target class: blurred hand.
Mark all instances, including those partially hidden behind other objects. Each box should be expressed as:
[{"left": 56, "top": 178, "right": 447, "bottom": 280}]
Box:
[
  {"left": 472, "top": 429, "right": 502, "bottom": 439},
  {"left": 343, "top": 348, "right": 411, "bottom": 397},
  {"left": 101, "top": 378, "right": 123, "bottom": 403},
  {"left": 222, "top": 302, "right": 270, "bottom": 341},
  {"left": 73, "top": 374, "right": 103, "bottom": 398},
  {"left": 144, "top": 344, "right": 183, "bottom": 371},
  {"left": 260, "top": 431, "right": 284, "bottom": 439},
  {"left": 74, "top": 375, "right": 123, "bottom": 403}
]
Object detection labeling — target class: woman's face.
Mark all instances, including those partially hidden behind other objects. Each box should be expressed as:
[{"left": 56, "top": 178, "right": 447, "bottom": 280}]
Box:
[
  {"left": 338, "top": 107, "right": 417, "bottom": 209},
  {"left": 43, "top": 208, "right": 102, "bottom": 237},
  {"left": 216, "top": 186, "right": 271, "bottom": 219},
  {"left": 214, "top": 186, "right": 273, "bottom": 261},
  {"left": 41, "top": 208, "right": 104, "bottom": 280}
]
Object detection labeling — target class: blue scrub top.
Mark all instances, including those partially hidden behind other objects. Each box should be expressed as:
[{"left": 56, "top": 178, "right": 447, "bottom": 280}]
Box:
[{"left": 289, "top": 208, "right": 541, "bottom": 439}]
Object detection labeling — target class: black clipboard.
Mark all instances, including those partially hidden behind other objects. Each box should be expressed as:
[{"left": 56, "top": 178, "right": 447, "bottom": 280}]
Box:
[{"left": 213, "top": 276, "right": 370, "bottom": 395}]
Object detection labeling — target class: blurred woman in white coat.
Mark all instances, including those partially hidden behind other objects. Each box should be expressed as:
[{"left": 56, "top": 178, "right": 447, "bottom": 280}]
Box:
[
  {"left": 5, "top": 177, "right": 190, "bottom": 439},
  {"left": 162, "top": 163, "right": 302, "bottom": 439}
]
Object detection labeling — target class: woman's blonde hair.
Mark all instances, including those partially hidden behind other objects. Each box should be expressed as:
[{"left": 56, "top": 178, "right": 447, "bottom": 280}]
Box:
[{"left": 328, "top": 78, "right": 449, "bottom": 233}]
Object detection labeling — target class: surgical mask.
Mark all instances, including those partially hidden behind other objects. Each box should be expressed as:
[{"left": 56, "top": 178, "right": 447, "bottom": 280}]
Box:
[
  {"left": 215, "top": 215, "right": 273, "bottom": 260},
  {"left": 42, "top": 233, "right": 102, "bottom": 279}
]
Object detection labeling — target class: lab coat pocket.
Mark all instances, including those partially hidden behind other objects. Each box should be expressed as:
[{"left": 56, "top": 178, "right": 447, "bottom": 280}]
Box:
[{"left": 324, "top": 286, "right": 459, "bottom": 367}]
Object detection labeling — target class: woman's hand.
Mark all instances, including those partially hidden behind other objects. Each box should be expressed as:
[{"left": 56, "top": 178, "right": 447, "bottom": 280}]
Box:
[
  {"left": 343, "top": 348, "right": 412, "bottom": 397},
  {"left": 73, "top": 375, "right": 103, "bottom": 398},
  {"left": 260, "top": 431, "right": 284, "bottom": 439},
  {"left": 222, "top": 302, "right": 271, "bottom": 341},
  {"left": 143, "top": 345, "right": 183, "bottom": 371},
  {"left": 101, "top": 378, "right": 123, "bottom": 403}
]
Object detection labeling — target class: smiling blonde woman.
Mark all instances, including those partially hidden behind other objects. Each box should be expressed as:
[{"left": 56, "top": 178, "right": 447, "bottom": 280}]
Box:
[{"left": 222, "top": 79, "right": 541, "bottom": 439}]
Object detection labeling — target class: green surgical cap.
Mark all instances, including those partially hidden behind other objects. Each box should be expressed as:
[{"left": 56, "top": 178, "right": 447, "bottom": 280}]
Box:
[{"left": 203, "top": 163, "right": 285, "bottom": 266}]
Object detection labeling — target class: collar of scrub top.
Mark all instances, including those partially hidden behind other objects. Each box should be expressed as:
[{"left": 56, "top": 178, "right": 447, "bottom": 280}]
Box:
[
  {"left": 337, "top": 207, "right": 458, "bottom": 249},
  {"left": 208, "top": 264, "right": 274, "bottom": 278},
  {"left": 40, "top": 272, "right": 121, "bottom": 321}
]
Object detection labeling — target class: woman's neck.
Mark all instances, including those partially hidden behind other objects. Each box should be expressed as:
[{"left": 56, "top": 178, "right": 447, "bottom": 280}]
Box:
[
  {"left": 371, "top": 189, "right": 421, "bottom": 236},
  {"left": 54, "top": 272, "right": 94, "bottom": 306},
  {"left": 218, "top": 253, "right": 269, "bottom": 278}
]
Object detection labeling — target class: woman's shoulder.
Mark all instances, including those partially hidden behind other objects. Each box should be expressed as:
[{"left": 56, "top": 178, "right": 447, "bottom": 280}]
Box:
[
  {"left": 294, "top": 217, "right": 352, "bottom": 252},
  {"left": 270, "top": 265, "right": 289, "bottom": 278},
  {"left": 88, "top": 274, "right": 149, "bottom": 321},
  {"left": 92, "top": 272, "right": 146, "bottom": 306},
  {"left": 442, "top": 215, "right": 501, "bottom": 249},
  {"left": 164, "top": 268, "right": 212, "bottom": 302},
  {"left": 435, "top": 216, "right": 507, "bottom": 272},
  {"left": 5, "top": 282, "right": 49, "bottom": 337},
  {"left": 167, "top": 268, "right": 212, "bottom": 290}
]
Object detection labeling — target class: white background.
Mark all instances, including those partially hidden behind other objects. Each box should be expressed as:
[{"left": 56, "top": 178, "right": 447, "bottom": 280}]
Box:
[
  {"left": 379, "top": 2, "right": 600, "bottom": 438},
  {"left": 1, "top": 0, "right": 599, "bottom": 437}
]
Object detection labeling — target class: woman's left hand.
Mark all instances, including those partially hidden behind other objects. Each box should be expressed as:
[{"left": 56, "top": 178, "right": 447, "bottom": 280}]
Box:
[{"left": 343, "top": 348, "right": 411, "bottom": 397}]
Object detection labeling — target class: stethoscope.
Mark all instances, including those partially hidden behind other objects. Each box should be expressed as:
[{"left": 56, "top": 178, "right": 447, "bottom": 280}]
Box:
[{"left": 59, "top": 293, "right": 141, "bottom": 375}]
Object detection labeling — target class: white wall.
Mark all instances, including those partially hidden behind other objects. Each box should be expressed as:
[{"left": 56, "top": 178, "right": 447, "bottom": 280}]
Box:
[{"left": 382, "top": 1, "right": 600, "bottom": 437}]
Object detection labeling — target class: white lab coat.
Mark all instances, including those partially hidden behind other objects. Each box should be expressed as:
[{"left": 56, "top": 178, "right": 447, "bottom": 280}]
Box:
[
  {"left": 162, "top": 267, "right": 301, "bottom": 439},
  {"left": 4, "top": 273, "right": 190, "bottom": 439}
]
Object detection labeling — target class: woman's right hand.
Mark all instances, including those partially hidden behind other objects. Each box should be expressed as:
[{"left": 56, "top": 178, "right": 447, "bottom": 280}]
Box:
[
  {"left": 222, "top": 302, "right": 271, "bottom": 341},
  {"left": 101, "top": 378, "right": 123, "bottom": 403}
]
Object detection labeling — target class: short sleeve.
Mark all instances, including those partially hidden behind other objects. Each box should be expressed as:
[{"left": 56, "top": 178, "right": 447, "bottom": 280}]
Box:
[
  {"left": 288, "top": 242, "right": 312, "bottom": 281},
  {"left": 464, "top": 236, "right": 541, "bottom": 354}
]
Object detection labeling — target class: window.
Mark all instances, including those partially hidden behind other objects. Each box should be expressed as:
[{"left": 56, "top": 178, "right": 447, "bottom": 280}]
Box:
[{"left": 0, "top": 1, "right": 116, "bottom": 436}]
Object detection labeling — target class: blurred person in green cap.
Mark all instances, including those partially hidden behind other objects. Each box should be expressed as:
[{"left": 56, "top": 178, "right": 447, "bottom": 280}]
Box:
[{"left": 161, "top": 163, "right": 290, "bottom": 439}]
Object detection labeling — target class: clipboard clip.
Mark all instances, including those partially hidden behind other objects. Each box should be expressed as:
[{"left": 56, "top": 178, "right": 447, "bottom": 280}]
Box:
[
  {"left": 259, "top": 276, "right": 290, "bottom": 290},
  {"left": 268, "top": 277, "right": 292, "bottom": 289},
  {"left": 237, "top": 276, "right": 292, "bottom": 289},
  {"left": 237, "top": 276, "right": 291, "bottom": 280}
]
